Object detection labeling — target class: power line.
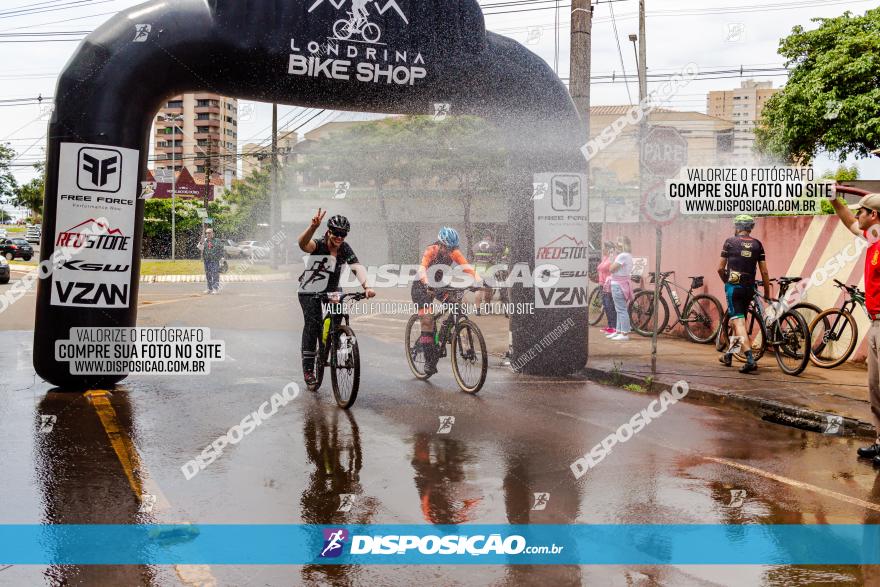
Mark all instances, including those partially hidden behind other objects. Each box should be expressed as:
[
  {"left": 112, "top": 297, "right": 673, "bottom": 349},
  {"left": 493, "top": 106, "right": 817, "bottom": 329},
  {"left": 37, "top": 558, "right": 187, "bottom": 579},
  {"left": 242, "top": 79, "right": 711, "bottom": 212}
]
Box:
[{"left": 607, "top": 0, "right": 632, "bottom": 106}]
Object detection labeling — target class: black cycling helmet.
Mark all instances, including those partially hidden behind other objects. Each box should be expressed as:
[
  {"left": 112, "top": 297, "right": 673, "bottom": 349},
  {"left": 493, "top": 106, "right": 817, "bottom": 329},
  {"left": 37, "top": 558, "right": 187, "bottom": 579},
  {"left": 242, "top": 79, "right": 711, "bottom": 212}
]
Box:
[{"left": 327, "top": 215, "right": 350, "bottom": 234}]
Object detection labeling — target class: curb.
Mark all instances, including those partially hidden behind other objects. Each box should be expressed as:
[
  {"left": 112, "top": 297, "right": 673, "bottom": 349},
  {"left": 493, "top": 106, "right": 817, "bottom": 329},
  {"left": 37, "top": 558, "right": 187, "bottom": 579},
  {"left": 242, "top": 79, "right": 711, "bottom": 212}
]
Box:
[{"left": 580, "top": 366, "right": 875, "bottom": 440}]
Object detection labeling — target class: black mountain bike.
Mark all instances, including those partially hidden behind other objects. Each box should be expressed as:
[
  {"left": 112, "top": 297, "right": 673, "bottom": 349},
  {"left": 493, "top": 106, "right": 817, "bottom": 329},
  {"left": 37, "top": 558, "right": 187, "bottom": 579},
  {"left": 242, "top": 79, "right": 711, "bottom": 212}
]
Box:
[
  {"left": 405, "top": 287, "right": 488, "bottom": 394},
  {"left": 628, "top": 272, "right": 724, "bottom": 343},
  {"left": 808, "top": 279, "right": 865, "bottom": 368},
  {"left": 717, "top": 285, "right": 811, "bottom": 375},
  {"left": 311, "top": 292, "right": 367, "bottom": 409}
]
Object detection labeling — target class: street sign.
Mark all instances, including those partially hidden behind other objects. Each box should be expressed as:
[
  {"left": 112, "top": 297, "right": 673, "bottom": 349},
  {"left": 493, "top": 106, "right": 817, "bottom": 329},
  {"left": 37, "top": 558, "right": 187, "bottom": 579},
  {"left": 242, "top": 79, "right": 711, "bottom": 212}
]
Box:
[
  {"left": 642, "top": 180, "right": 679, "bottom": 225},
  {"left": 641, "top": 126, "right": 687, "bottom": 178},
  {"left": 196, "top": 208, "right": 208, "bottom": 219}
]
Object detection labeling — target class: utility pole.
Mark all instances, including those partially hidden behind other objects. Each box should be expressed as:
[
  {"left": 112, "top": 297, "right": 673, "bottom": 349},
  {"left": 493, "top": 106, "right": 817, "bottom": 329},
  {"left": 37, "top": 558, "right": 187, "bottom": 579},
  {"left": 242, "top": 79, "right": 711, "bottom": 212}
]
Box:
[
  {"left": 569, "top": 0, "right": 592, "bottom": 120},
  {"left": 632, "top": 0, "right": 660, "bottom": 383},
  {"left": 203, "top": 140, "right": 213, "bottom": 231},
  {"left": 270, "top": 103, "right": 279, "bottom": 270}
]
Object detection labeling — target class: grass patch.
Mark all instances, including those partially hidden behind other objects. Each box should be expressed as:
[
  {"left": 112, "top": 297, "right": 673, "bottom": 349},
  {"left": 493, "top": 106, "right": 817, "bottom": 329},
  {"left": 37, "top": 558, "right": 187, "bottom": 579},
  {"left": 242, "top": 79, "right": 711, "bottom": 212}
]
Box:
[
  {"left": 0, "top": 225, "right": 26, "bottom": 234},
  {"left": 139, "top": 259, "right": 281, "bottom": 275},
  {"left": 622, "top": 383, "right": 646, "bottom": 393}
]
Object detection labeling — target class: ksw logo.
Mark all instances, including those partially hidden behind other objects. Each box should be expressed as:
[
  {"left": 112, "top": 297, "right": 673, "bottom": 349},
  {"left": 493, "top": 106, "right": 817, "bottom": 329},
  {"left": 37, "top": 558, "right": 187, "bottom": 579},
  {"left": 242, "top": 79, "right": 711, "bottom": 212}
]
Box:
[
  {"left": 54, "top": 282, "right": 129, "bottom": 307},
  {"left": 538, "top": 286, "right": 587, "bottom": 306},
  {"left": 77, "top": 148, "right": 122, "bottom": 193},
  {"left": 551, "top": 175, "right": 581, "bottom": 211}
]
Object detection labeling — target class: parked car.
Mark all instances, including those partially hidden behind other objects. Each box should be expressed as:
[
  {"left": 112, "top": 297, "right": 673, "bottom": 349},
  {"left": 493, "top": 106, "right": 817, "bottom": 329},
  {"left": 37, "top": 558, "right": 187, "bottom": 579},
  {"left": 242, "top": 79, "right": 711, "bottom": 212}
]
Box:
[
  {"left": 0, "top": 256, "right": 9, "bottom": 284},
  {"left": 25, "top": 225, "right": 41, "bottom": 244},
  {"left": 0, "top": 237, "right": 34, "bottom": 261},
  {"left": 238, "top": 240, "right": 270, "bottom": 259},
  {"left": 223, "top": 239, "right": 244, "bottom": 258},
  {"left": 0, "top": 229, "right": 8, "bottom": 239}
]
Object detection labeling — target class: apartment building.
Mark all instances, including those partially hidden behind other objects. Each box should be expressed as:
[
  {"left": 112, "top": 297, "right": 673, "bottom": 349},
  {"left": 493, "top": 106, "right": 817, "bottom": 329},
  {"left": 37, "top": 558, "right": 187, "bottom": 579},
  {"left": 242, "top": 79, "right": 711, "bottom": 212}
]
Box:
[
  {"left": 706, "top": 80, "right": 779, "bottom": 158},
  {"left": 153, "top": 93, "right": 239, "bottom": 184}
]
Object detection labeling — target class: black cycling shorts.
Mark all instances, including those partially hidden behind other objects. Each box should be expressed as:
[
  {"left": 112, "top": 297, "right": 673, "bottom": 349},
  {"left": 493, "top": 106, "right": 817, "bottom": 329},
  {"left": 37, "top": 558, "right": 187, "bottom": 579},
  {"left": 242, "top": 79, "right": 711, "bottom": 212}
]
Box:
[{"left": 725, "top": 283, "right": 753, "bottom": 320}]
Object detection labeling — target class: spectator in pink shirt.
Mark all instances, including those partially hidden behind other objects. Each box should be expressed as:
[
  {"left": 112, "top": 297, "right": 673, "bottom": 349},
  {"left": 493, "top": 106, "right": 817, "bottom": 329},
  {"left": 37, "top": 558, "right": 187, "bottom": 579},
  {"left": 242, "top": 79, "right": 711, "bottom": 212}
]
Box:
[{"left": 596, "top": 241, "right": 617, "bottom": 335}]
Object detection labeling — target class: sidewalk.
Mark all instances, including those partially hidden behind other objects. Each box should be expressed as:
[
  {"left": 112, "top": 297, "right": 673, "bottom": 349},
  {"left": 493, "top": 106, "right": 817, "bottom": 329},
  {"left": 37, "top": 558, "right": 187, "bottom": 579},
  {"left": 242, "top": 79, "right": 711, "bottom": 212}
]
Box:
[{"left": 585, "top": 326, "right": 875, "bottom": 438}]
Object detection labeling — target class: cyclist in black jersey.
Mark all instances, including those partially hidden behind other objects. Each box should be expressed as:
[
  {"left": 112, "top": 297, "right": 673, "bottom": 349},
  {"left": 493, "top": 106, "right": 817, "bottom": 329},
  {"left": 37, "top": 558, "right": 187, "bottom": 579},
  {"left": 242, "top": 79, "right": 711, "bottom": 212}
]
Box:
[
  {"left": 297, "top": 208, "right": 375, "bottom": 387},
  {"left": 717, "top": 214, "right": 771, "bottom": 373}
]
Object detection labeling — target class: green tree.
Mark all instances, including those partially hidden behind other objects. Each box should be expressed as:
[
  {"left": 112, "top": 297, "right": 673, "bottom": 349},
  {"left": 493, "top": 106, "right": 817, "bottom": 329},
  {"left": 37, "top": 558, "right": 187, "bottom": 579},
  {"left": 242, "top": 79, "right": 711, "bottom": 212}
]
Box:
[
  {"left": 819, "top": 165, "right": 860, "bottom": 214},
  {"left": 820, "top": 164, "right": 859, "bottom": 181},
  {"left": 298, "top": 115, "right": 506, "bottom": 254},
  {"left": 215, "top": 169, "right": 271, "bottom": 240},
  {"left": 11, "top": 162, "right": 45, "bottom": 218},
  {"left": 0, "top": 143, "right": 19, "bottom": 207},
  {"left": 0, "top": 208, "right": 11, "bottom": 223},
  {"left": 756, "top": 7, "right": 880, "bottom": 163},
  {"left": 424, "top": 116, "right": 507, "bottom": 250}
]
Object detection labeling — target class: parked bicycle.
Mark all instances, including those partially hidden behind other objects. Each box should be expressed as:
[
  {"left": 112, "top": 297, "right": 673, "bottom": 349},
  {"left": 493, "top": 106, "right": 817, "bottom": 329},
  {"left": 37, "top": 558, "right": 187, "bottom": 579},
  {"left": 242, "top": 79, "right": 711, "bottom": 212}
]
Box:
[
  {"left": 588, "top": 274, "right": 642, "bottom": 327},
  {"left": 808, "top": 279, "right": 865, "bottom": 368},
  {"left": 311, "top": 291, "right": 367, "bottom": 409},
  {"left": 768, "top": 275, "right": 823, "bottom": 328},
  {"left": 716, "top": 284, "right": 811, "bottom": 375},
  {"left": 628, "top": 272, "right": 724, "bottom": 343},
  {"left": 405, "top": 286, "right": 488, "bottom": 394}
]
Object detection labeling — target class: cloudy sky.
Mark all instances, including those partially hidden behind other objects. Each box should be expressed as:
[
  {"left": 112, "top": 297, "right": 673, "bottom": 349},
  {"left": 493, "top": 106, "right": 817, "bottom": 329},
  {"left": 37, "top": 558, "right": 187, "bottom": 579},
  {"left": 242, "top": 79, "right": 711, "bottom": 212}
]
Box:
[{"left": 0, "top": 0, "right": 877, "bottom": 195}]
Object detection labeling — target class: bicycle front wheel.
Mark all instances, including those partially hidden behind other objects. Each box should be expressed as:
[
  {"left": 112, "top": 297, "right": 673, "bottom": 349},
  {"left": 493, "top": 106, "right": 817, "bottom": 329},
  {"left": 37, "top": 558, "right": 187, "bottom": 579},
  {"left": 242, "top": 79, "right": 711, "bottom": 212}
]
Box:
[
  {"left": 588, "top": 287, "right": 605, "bottom": 326},
  {"left": 791, "top": 302, "right": 822, "bottom": 330},
  {"left": 683, "top": 294, "right": 723, "bottom": 343},
  {"left": 629, "top": 290, "right": 669, "bottom": 337},
  {"left": 405, "top": 314, "right": 432, "bottom": 379},
  {"left": 773, "top": 310, "right": 810, "bottom": 376},
  {"left": 330, "top": 325, "right": 360, "bottom": 409},
  {"left": 809, "top": 308, "right": 858, "bottom": 368},
  {"left": 451, "top": 320, "right": 487, "bottom": 394}
]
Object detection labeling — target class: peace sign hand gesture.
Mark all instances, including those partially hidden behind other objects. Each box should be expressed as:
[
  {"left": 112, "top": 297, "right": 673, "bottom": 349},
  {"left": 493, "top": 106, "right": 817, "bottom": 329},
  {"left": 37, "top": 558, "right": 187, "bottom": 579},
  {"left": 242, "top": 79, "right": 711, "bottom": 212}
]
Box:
[{"left": 311, "top": 208, "right": 326, "bottom": 229}]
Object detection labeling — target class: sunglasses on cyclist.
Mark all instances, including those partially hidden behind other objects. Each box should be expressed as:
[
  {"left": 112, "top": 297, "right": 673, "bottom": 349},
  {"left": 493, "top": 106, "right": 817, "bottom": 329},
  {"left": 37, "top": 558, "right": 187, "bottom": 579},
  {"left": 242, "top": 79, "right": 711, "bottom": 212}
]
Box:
[{"left": 328, "top": 228, "right": 348, "bottom": 238}]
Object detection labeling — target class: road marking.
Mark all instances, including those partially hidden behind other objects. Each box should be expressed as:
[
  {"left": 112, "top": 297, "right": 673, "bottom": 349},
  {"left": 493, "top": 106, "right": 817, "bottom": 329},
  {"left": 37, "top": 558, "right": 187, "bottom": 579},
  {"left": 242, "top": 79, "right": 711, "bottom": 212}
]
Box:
[
  {"left": 703, "top": 456, "right": 880, "bottom": 514},
  {"left": 138, "top": 295, "right": 201, "bottom": 308},
  {"left": 84, "top": 390, "right": 217, "bottom": 586},
  {"left": 556, "top": 408, "right": 880, "bottom": 513}
]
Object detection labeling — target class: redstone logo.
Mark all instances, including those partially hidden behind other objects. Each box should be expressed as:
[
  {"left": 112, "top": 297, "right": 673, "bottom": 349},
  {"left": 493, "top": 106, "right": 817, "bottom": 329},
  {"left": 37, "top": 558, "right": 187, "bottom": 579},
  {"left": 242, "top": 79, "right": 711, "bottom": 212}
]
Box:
[
  {"left": 55, "top": 219, "right": 131, "bottom": 251},
  {"left": 535, "top": 235, "right": 590, "bottom": 260}
]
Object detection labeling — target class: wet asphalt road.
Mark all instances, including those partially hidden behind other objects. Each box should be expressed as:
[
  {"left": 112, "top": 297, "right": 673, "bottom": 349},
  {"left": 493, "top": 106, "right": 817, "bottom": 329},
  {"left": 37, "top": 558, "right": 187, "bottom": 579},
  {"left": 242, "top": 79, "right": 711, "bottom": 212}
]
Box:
[{"left": 3, "top": 280, "right": 880, "bottom": 585}]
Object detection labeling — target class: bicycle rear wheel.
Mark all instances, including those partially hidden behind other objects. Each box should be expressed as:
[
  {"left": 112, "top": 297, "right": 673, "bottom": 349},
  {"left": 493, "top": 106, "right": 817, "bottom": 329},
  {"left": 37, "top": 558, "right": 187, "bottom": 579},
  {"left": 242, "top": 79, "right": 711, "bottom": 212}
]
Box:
[
  {"left": 809, "top": 309, "right": 858, "bottom": 368},
  {"left": 330, "top": 325, "right": 360, "bottom": 409},
  {"left": 683, "top": 294, "right": 723, "bottom": 343},
  {"left": 588, "top": 287, "right": 605, "bottom": 326},
  {"left": 405, "top": 314, "right": 431, "bottom": 379},
  {"left": 773, "top": 310, "right": 810, "bottom": 375},
  {"left": 629, "top": 290, "right": 669, "bottom": 337},
  {"left": 451, "top": 320, "right": 487, "bottom": 394}
]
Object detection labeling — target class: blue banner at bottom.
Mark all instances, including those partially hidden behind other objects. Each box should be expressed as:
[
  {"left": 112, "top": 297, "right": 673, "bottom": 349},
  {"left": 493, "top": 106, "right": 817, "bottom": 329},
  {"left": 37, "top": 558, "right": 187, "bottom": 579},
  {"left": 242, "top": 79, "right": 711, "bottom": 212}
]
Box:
[{"left": 2, "top": 524, "right": 880, "bottom": 565}]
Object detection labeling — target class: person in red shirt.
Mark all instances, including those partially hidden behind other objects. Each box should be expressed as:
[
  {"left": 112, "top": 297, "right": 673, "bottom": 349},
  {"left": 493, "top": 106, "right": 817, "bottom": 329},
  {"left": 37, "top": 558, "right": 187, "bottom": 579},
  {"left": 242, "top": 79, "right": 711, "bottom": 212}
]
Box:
[{"left": 831, "top": 193, "right": 880, "bottom": 465}]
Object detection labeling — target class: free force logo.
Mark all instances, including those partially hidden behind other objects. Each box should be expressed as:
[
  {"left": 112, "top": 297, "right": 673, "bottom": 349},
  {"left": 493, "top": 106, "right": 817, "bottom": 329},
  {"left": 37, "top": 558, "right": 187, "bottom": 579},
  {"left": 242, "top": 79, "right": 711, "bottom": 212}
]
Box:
[
  {"left": 77, "top": 148, "right": 121, "bottom": 193},
  {"left": 320, "top": 528, "right": 349, "bottom": 558},
  {"left": 551, "top": 175, "right": 581, "bottom": 211}
]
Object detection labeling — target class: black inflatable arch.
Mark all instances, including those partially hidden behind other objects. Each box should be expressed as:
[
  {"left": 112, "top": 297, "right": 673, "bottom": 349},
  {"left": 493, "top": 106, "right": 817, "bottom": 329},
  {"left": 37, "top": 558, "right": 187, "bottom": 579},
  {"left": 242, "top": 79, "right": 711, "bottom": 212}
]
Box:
[{"left": 35, "top": 0, "right": 588, "bottom": 388}]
